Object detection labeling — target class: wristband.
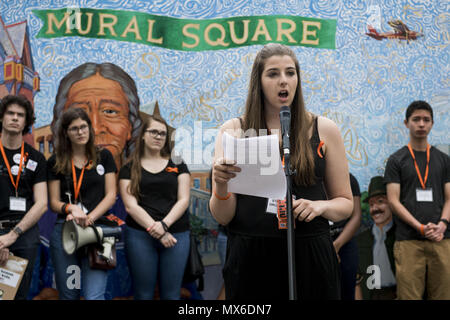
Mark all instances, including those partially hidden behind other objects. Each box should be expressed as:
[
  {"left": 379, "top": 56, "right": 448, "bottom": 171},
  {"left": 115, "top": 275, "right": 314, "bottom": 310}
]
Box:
[
  {"left": 158, "top": 232, "right": 166, "bottom": 240},
  {"left": 214, "top": 190, "right": 231, "bottom": 200},
  {"left": 61, "top": 203, "right": 70, "bottom": 214},
  {"left": 419, "top": 224, "right": 425, "bottom": 236},
  {"left": 13, "top": 226, "right": 24, "bottom": 237},
  {"left": 160, "top": 220, "right": 169, "bottom": 232},
  {"left": 439, "top": 218, "right": 449, "bottom": 227}
]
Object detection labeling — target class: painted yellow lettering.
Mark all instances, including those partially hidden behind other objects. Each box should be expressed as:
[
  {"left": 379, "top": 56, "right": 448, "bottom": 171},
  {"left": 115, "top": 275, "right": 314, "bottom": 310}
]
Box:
[
  {"left": 301, "top": 21, "right": 321, "bottom": 45},
  {"left": 251, "top": 19, "right": 272, "bottom": 41},
  {"left": 182, "top": 23, "right": 200, "bottom": 48},
  {"left": 75, "top": 12, "right": 93, "bottom": 35},
  {"left": 276, "top": 19, "right": 296, "bottom": 43},
  {"left": 46, "top": 12, "right": 71, "bottom": 34},
  {"left": 146, "top": 19, "right": 163, "bottom": 44},
  {"left": 228, "top": 20, "right": 250, "bottom": 45},
  {"left": 121, "top": 16, "right": 142, "bottom": 40},
  {"left": 204, "top": 23, "right": 229, "bottom": 47},
  {"left": 98, "top": 13, "right": 118, "bottom": 36}
]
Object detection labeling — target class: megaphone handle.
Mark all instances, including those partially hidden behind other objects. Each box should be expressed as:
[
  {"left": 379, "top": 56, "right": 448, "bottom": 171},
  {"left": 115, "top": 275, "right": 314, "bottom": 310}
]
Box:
[
  {"left": 102, "top": 243, "right": 112, "bottom": 262},
  {"left": 100, "top": 238, "right": 115, "bottom": 261},
  {"left": 89, "top": 225, "right": 102, "bottom": 245}
]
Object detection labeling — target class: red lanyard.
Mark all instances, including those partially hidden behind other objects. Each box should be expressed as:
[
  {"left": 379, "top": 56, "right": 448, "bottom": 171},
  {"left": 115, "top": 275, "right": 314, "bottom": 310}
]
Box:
[
  {"left": 407, "top": 143, "right": 430, "bottom": 190},
  {"left": 71, "top": 159, "right": 87, "bottom": 202},
  {"left": 0, "top": 140, "right": 24, "bottom": 197}
]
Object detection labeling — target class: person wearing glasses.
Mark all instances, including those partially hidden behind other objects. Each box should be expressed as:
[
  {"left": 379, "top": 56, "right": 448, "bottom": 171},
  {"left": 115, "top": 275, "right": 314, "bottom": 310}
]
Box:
[
  {"left": 47, "top": 108, "right": 117, "bottom": 300},
  {"left": 119, "top": 115, "right": 191, "bottom": 300}
]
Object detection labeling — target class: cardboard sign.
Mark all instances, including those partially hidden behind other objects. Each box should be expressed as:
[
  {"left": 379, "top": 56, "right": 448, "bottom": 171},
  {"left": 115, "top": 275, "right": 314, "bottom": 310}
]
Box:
[{"left": 0, "top": 255, "right": 28, "bottom": 300}]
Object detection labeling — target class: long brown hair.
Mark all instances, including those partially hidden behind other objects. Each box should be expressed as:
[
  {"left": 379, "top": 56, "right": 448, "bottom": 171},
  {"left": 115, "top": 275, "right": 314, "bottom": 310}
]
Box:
[
  {"left": 53, "top": 108, "right": 98, "bottom": 175},
  {"left": 243, "top": 43, "right": 315, "bottom": 186},
  {"left": 127, "top": 115, "right": 172, "bottom": 199}
]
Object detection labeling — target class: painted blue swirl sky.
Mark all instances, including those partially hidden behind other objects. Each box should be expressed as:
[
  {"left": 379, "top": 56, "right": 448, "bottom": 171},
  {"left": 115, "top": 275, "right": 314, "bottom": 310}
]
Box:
[{"left": 2, "top": 0, "right": 448, "bottom": 189}]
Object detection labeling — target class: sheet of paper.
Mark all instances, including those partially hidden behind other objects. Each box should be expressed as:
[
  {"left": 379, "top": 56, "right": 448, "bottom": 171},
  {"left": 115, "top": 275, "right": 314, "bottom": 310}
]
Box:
[{"left": 222, "top": 131, "right": 286, "bottom": 199}]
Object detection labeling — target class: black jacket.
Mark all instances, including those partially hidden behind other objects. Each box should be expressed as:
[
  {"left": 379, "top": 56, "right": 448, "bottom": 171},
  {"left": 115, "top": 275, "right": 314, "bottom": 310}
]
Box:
[{"left": 356, "top": 224, "right": 396, "bottom": 300}]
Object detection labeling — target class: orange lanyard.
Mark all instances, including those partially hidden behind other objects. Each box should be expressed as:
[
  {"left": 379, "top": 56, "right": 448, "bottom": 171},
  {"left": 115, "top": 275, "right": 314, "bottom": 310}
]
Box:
[
  {"left": 0, "top": 140, "right": 24, "bottom": 197},
  {"left": 407, "top": 143, "right": 430, "bottom": 190},
  {"left": 71, "top": 159, "right": 87, "bottom": 202}
]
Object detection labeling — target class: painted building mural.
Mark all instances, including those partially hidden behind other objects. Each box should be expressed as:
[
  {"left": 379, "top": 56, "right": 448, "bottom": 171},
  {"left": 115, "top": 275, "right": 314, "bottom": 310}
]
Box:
[{"left": 0, "top": 0, "right": 448, "bottom": 299}]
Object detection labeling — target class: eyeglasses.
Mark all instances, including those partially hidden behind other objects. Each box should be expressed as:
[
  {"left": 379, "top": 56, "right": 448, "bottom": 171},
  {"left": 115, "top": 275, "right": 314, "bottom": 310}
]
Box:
[
  {"left": 145, "top": 129, "right": 167, "bottom": 138},
  {"left": 67, "top": 124, "right": 89, "bottom": 134}
]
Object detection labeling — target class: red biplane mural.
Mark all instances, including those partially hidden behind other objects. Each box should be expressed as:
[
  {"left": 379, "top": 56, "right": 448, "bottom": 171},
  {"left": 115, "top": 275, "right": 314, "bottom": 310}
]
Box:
[{"left": 366, "top": 20, "right": 423, "bottom": 43}]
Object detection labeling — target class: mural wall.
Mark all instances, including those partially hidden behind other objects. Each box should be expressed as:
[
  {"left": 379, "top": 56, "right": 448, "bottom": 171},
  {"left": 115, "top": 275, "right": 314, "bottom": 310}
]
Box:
[
  {"left": 2, "top": 0, "right": 448, "bottom": 189},
  {"left": 0, "top": 0, "right": 448, "bottom": 298}
]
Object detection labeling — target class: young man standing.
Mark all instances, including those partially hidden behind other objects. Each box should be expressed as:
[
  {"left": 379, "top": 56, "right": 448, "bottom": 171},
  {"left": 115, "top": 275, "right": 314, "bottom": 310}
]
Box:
[
  {"left": 0, "top": 95, "right": 48, "bottom": 299},
  {"left": 385, "top": 100, "right": 450, "bottom": 300}
]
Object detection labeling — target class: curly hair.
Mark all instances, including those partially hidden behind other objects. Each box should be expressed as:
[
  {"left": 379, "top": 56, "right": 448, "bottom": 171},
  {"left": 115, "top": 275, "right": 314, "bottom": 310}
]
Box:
[{"left": 0, "top": 95, "right": 35, "bottom": 134}]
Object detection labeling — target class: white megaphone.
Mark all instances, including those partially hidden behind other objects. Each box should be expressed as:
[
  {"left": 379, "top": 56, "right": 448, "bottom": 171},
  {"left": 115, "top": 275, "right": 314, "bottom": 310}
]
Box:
[{"left": 62, "top": 220, "right": 122, "bottom": 261}]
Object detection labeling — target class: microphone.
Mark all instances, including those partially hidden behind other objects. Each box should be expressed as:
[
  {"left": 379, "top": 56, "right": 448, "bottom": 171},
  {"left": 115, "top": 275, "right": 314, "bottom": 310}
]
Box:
[
  {"left": 280, "top": 105, "right": 297, "bottom": 299},
  {"left": 280, "top": 106, "right": 291, "bottom": 156}
]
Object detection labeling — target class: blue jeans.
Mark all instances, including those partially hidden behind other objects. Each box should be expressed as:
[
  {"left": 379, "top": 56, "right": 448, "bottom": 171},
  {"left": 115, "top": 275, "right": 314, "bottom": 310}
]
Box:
[
  {"left": 125, "top": 226, "right": 190, "bottom": 300},
  {"left": 50, "top": 220, "right": 109, "bottom": 300}
]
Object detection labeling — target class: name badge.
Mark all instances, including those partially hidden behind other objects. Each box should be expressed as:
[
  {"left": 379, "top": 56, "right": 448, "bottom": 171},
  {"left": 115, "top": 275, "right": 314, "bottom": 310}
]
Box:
[
  {"left": 26, "top": 159, "right": 38, "bottom": 172},
  {"left": 77, "top": 202, "right": 89, "bottom": 214},
  {"left": 416, "top": 188, "right": 433, "bottom": 202},
  {"left": 266, "top": 196, "right": 297, "bottom": 214},
  {"left": 266, "top": 198, "right": 278, "bottom": 214},
  {"left": 10, "top": 197, "right": 26, "bottom": 212}
]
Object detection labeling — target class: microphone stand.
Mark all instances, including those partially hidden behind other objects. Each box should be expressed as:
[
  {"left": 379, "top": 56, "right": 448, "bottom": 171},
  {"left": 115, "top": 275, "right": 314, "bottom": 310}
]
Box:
[{"left": 282, "top": 132, "right": 297, "bottom": 300}]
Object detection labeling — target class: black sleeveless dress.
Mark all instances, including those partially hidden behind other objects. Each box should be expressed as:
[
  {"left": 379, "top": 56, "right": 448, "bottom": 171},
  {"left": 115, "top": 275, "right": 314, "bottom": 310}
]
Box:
[{"left": 223, "top": 116, "right": 341, "bottom": 300}]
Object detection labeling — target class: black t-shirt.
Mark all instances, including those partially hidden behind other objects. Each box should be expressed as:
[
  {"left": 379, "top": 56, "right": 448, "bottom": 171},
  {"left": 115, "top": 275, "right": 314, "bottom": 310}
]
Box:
[
  {"left": 0, "top": 142, "right": 47, "bottom": 220},
  {"left": 331, "top": 173, "right": 361, "bottom": 230},
  {"left": 229, "top": 116, "right": 331, "bottom": 238},
  {"left": 118, "top": 158, "right": 190, "bottom": 233},
  {"left": 384, "top": 145, "right": 450, "bottom": 240},
  {"left": 47, "top": 148, "right": 117, "bottom": 221}
]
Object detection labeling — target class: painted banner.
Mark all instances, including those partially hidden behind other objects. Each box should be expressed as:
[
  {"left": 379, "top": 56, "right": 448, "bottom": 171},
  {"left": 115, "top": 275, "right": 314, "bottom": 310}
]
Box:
[{"left": 33, "top": 8, "right": 336, "bottom": 51}]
